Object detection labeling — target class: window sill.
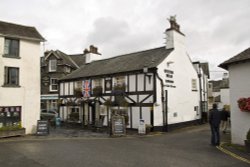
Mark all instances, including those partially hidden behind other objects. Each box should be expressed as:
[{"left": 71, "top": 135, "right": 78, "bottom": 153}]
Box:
[
  {"left": 50, "top": 90, "right": 58, "bottom": 92},
  {"left": 2, "top": 54, "right": 21, "bottom": 59},
  {"left": 2, "top": 84, "right": 21, "bottom": 88}
]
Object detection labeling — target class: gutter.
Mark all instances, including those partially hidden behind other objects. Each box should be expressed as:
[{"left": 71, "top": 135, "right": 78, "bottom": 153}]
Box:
[
  {"left": 155, "top": 70, "right": 168, "bottom": 131},
  {"left": 198, "top": 63, "right": 203, "bottom": 123}
]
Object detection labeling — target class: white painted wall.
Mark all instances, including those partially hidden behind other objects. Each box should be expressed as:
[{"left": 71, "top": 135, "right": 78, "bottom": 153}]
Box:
[
  {"left": 0, "top": 37, "right": 41, "bottom": 134},
  {"left": 129, "top": 75, "right": 136, "bottom": 92},
  {"left": 132, "top": 107, "right": 140, "bottom": 129},
  {"left": 228, "top": 62, "right": 250, "bottom": 145},
  {"left": 156, "top": 30, "right": 200, "bottom": 126},
  {"left": 85, "top": 53, "right": 102, "bottom": 64},
  {"left": 219, "top": 88, "right": 230, "bottom": 109}
]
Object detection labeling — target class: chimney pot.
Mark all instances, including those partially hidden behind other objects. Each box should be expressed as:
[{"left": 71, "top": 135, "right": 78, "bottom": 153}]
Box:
[
  {"left": 83, "top": 48, "right": 89, "bottom": 54},
  {"left": 89, "top": 45, "right": 98, "bottom": 54}
]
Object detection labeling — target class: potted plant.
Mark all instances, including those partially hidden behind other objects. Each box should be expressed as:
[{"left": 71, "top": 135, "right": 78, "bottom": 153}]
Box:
[
  {"left": 114, "top": 96, "right": 128, "bottom": 107},
  {"left": 245, "top": 128, "right": 250, "bottom": 153},
  {"left": 113, "top": 84, "right": 126, "bottom": 95},
  {"left": 0, "top": 122, "right": 25, "bottom": 138}
]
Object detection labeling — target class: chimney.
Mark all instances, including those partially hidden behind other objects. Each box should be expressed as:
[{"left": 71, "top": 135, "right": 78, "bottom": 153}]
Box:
[
  {"left": 89, "top": 45, "right": 98, "bottom": 54},
  {"left": 165, "top": 15, "right": 185, "bottom": 50},
  {"left": 83, "top": 48, "right": 89, "bottom": 54},
  {"left": 84, "top": 45, "right": 102, "bottom": 63},
  {"left": 167, "top": 16, "right": 182, "bottom": 33}
]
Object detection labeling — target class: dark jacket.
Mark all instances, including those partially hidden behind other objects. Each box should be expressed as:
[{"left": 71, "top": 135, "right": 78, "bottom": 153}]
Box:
[
  {"left": 209, "top": 109, "right": 221, "bottom": 126},
  {"left": 220, "top": 109, "right": 229, "bottom": 121}
]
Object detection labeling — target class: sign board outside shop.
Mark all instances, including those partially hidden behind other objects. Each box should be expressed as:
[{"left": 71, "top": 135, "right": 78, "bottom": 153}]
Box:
[
  {"left": 111, "top": 115, "right": 126, "bottom": 136},
  {"left": 37, "top": 120, "right": 49, "bottom": 135}
]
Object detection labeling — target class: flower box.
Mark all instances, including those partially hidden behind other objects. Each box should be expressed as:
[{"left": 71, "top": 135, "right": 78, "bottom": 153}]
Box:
[{"left": 0, "top": 128, "right": 25, "bottom": 138}]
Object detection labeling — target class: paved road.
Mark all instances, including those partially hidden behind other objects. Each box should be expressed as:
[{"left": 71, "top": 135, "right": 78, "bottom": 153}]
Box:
[{"left": 0, "top": 125, "right": 249, "bottom": 167}]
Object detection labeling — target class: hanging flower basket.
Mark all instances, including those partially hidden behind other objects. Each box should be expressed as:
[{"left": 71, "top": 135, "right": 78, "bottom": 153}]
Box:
[
  {"left": 92, "top": 86, "right": 103, "bottom": 96},
  {"left": 74, "top": 88, "right": 83, "bottom": 98},
  {"left": 237, "top": 97, "right": 250, "bottom": 112}
]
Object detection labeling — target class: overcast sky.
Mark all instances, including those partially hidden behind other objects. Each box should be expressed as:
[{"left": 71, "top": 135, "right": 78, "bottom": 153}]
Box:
[{"left": 1, "top": 0, "right": 250, "bottom": 80}]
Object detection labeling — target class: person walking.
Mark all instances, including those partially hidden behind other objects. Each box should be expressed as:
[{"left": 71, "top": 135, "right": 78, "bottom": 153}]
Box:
[
  {"left": 209, "top": 103, "right": 221, "bottom": 146},
  {"left": 220, "top": 106, "right": 229, "bottom": 133}
]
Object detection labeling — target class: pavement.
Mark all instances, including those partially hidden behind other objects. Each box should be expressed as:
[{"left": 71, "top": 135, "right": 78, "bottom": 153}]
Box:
[
  {"left": 218, "top": 130, "right": 250, "bottom": 164},
  {"left": 0, "top": 124, "right": 250, "bottom": 165}
]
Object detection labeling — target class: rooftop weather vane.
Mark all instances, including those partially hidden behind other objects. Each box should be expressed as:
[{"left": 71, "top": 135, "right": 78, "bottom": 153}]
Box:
[
  {"left": 167, "top": 15, "right": 181, "bottom": 32},
  {"left": 168, "top": 15, "right": 177, "bottom": 22}
]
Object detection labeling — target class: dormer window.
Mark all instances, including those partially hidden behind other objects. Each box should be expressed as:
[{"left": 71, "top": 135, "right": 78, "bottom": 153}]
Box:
[
  {"left": 4, "top": 38, "right": 20, "bottom": 58},
  {"left": 49, "top": 59, "right": 57, "bottom": 72},
  {"left": 65, "top": 66, "right": 71, "bottom": 73}
]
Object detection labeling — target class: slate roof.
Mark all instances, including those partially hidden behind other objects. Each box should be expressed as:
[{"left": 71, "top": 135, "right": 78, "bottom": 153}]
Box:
[
  {"left": 0, "top": 20, "right": 45, "bottom": 41},
  {"left": 209, "top": 79, "right": 229, "bottom": 92},
  {"left": 44, "top": 50, "right": 80, "bottom": 69},
  {"left": 69, "top": 54, "right": 86, "bottom": 67},
  {"left": 60, "top": 46, "right": 173, "bottom": 81},
  {"left": 219, "top": 47, "right": 250, "bottom": 70}
]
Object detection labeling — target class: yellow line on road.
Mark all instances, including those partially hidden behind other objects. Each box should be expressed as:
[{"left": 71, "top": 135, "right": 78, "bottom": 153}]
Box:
[{"left": 217, "top": 143, "right": 250, "bottom": 164}]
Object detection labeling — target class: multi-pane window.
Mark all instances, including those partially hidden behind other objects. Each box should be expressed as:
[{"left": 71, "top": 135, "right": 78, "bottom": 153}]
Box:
[
  {"left": 115, "top": 76, "right": 125, "bottom": 86},
  {"left": 50, "top": 78, "right": 58, "bottom": 91},
  {"left": 51, "top": 100, "right": 57, "bottom": 110},
  {"left": 4, "top": 38, "right": 20, "bottom": 58},
  {"left": 93, "top": 79, "right": 102, "bottom": 87},
  {"left": 75, "top": 81, "right": 82, "bottom": 89},
  {"left": 192, "top": 79, "right": 197, "bottom": 91},
  {"left": 4, "top": 67, "right": 19, "bottom": 86},
  {"left": 49, "top": 59, "right": 57, "bottom": 72}
]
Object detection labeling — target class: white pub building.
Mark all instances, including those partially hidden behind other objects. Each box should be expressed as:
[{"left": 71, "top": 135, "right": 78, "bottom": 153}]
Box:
[{"left": 58, "top": 17, "right": 207, "bottom": 131}]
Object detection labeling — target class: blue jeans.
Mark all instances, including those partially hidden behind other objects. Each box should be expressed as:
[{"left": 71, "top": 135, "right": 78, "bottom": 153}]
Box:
[{"left": 210, "top": 125, "right": 220, "bottom": 146}]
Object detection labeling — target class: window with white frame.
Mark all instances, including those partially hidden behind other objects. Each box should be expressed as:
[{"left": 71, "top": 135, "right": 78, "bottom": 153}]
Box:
[
  {"left": 191, "top": 79, "right": 197, "bottom": 91},
  {"left": 49, "top": 59, "right": 57, "bottom": 72},
  {"left": 50, "top": 78, "right": 58, "bottom": 91}
]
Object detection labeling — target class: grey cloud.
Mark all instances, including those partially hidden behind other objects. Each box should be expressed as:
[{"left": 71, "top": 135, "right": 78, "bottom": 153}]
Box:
[{"left": 87, "top": 17, "right": 130, "bottom": 44}]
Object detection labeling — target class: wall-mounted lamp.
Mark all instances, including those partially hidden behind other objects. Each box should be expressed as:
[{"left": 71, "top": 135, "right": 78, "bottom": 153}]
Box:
[{"left": 143, "top": 66, "right": 152, "bottom": 84}]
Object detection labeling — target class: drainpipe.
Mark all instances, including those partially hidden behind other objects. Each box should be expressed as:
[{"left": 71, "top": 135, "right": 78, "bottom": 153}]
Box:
[
  {"left": 198, "top": 64, "right": 203, "bottom": 123},
  {"left": 155, "top": 71, "right": 168, "bottom": 131}
]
